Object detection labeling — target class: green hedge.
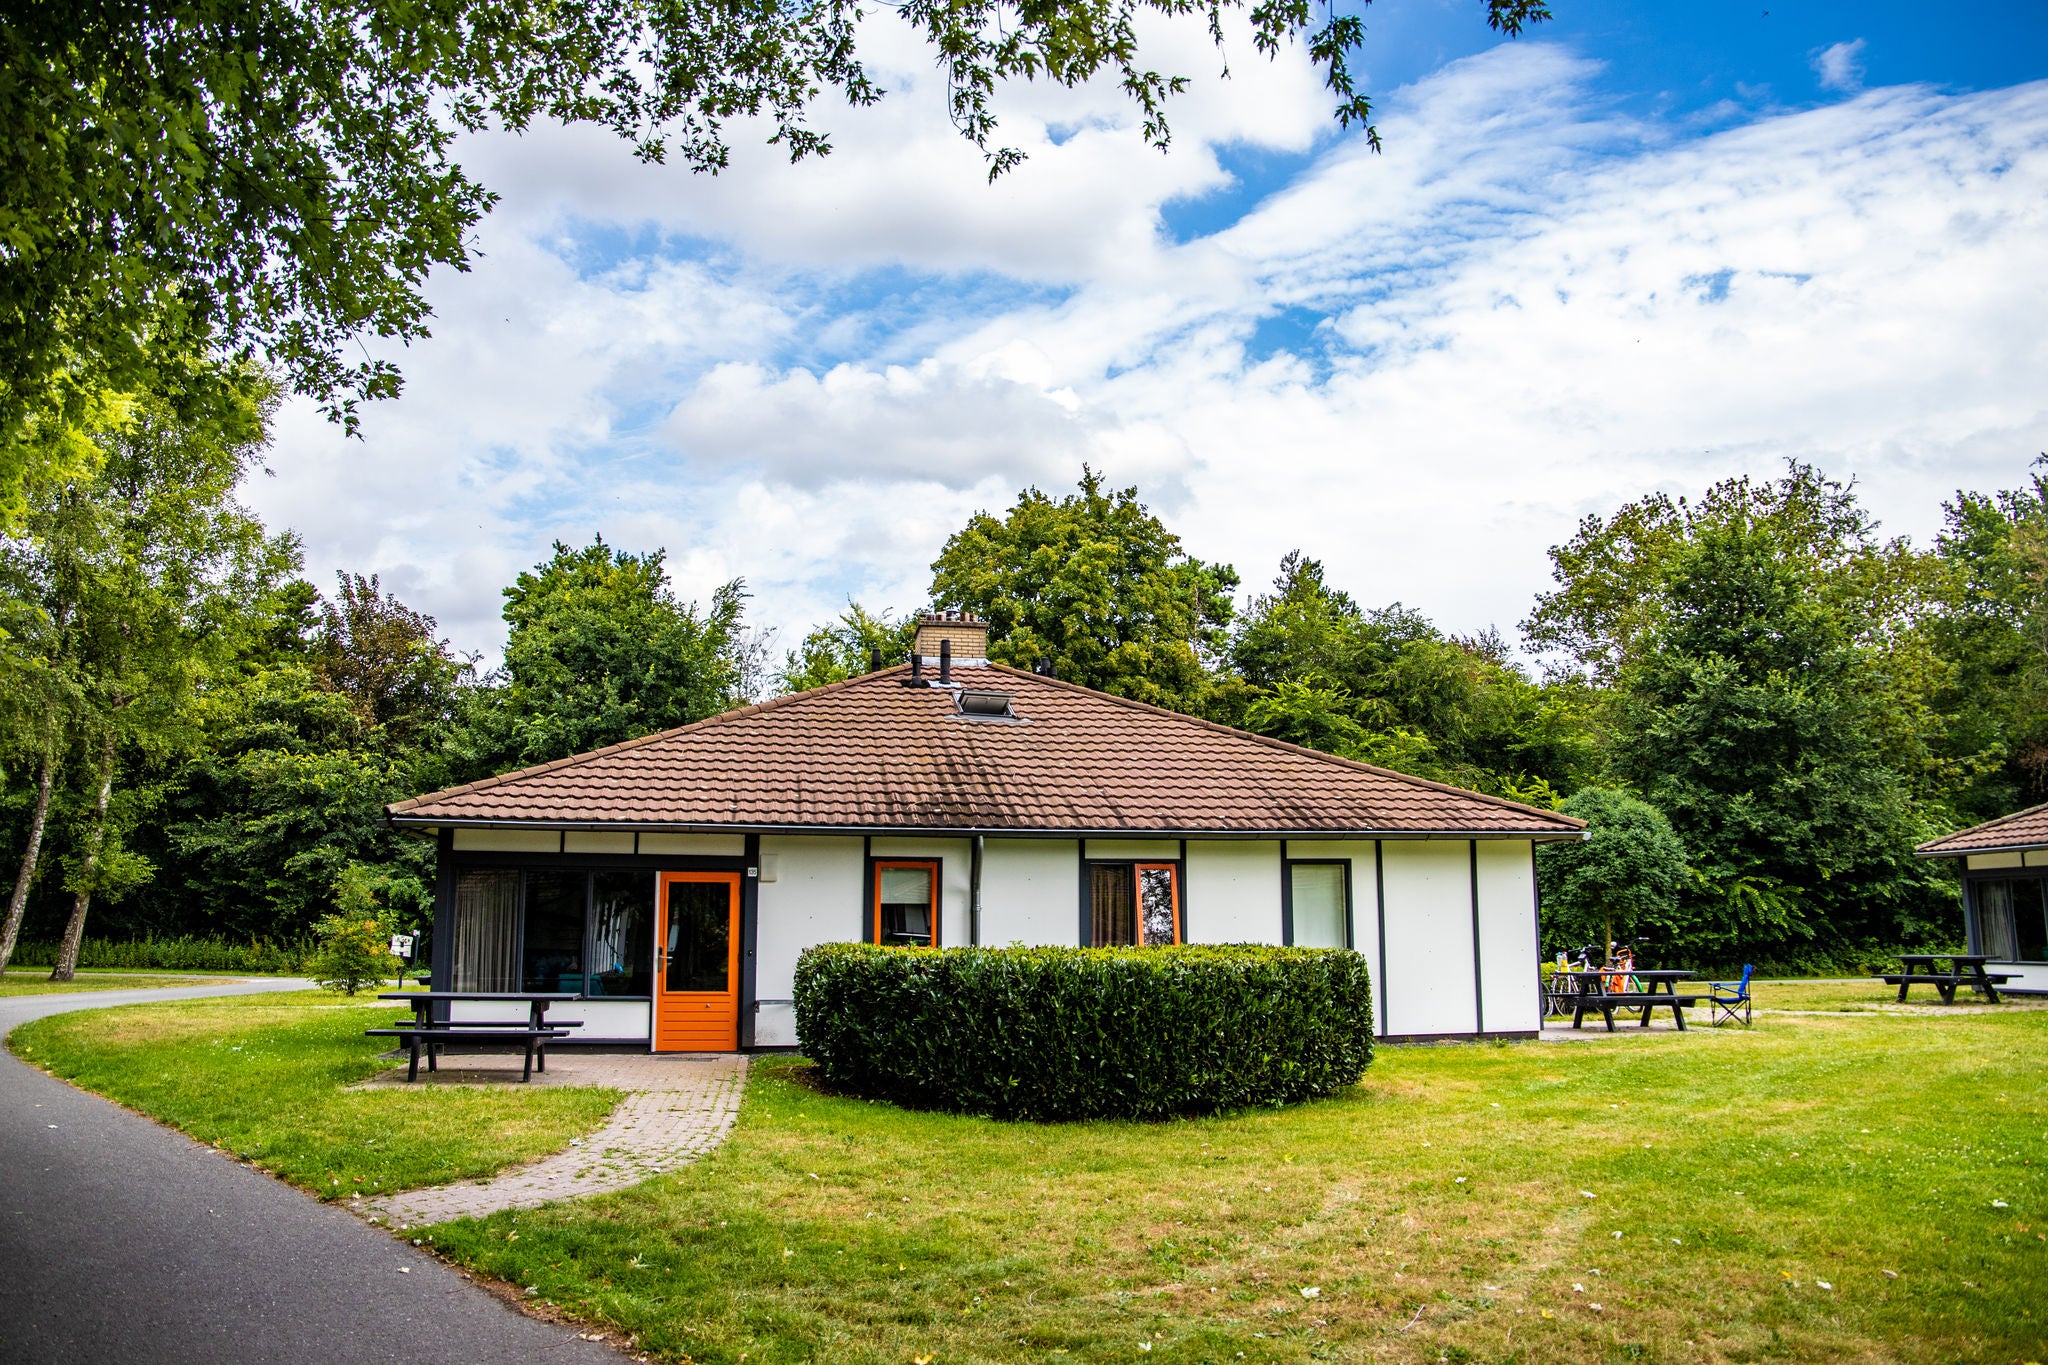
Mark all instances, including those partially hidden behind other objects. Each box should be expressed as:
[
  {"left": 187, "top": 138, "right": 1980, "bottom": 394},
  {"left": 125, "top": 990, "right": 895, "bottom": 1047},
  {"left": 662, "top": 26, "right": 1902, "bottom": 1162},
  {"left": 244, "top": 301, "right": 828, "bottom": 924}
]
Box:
[
  {"left": 792, "top": 943, "right": 1374, "bottom": 1121},
  {"left": 5, "top": 934, "right": 317, "bottom": 974}
]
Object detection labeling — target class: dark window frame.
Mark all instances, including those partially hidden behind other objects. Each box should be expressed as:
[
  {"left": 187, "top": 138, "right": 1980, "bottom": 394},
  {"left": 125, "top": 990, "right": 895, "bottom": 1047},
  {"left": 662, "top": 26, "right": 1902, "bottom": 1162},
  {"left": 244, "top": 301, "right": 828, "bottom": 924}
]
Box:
[
  {"left": 868, "top": 857, "right": 943, "bottom": 948},
  {"left": 1083, "top": 858, "right": 1184, "bottom": 947},
  {"left": 1965, "top": 868, "right": 2048, "bottom": 964},
  {"left": 441, "top": 851, "right": 743, "bottom": 1001},
  {"left": 1281, "top": 857, "right": 1353, "bottom": 950}
]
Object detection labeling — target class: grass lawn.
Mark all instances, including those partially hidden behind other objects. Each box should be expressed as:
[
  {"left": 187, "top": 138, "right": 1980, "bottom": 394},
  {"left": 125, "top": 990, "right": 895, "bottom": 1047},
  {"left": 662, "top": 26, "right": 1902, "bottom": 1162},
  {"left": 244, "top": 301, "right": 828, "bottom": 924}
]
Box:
[
  {"left": 17, "top": 982, "right": 2047, "bottom": 1363},
  {"left": 0, "top": 970, "right": 244, "bottom": 996},
  {"left": 10, "top": 993, "right": 620, "bottom": 1199}
]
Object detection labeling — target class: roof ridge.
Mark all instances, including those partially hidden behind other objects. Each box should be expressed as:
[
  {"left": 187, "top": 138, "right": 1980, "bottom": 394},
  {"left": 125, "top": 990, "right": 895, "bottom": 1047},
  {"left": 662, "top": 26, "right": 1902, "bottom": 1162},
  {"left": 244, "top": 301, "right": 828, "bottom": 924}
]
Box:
[
  {"left": 984, "top": 664, "right": 1584, "bottom": 830},
  {"left": 385, "top": 667, "right": 911, "bottom": 816},
  {"left": 1916, "top": 798, "right": 2048, "bottom": 853}
]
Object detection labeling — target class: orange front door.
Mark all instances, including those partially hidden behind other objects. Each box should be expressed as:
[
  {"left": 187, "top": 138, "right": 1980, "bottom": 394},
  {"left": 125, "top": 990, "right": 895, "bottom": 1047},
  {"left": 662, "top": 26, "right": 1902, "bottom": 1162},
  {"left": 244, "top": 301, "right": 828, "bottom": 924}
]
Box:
[{"left": 655, "top": 872, "right": 742, "bottom": 1052}]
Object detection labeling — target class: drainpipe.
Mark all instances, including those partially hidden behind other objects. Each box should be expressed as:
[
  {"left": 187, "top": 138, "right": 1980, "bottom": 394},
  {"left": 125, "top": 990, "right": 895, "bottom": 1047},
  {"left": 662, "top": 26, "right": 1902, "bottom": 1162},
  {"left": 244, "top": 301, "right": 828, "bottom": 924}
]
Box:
[{"left": 970, "top": 835, "right": 984, "bottom": 946}]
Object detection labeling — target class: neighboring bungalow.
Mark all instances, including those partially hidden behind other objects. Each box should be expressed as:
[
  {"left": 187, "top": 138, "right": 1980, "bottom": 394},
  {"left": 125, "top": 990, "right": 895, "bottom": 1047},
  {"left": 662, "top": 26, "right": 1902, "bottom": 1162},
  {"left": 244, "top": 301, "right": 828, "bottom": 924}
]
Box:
[
  {"left": 386, "top": 614, "right": 1586, "bottom": 1049},
  {"left": 1917, "top": 803, "right": 2048, "bottom": 995}
]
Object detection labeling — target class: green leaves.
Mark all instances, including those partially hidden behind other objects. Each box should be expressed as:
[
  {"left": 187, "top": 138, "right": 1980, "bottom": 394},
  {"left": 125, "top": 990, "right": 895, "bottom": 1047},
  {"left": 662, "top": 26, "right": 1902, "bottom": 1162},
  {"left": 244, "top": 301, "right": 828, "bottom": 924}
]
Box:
[
  {"left": 482, "top": 537, "right": 751, "bottom": 767},
  {"left": 793, "top": 942, "right": 1373, "bottom": 1121},
  {"left": 929, "top": 468, "right": 1238, "bottom": 713}
]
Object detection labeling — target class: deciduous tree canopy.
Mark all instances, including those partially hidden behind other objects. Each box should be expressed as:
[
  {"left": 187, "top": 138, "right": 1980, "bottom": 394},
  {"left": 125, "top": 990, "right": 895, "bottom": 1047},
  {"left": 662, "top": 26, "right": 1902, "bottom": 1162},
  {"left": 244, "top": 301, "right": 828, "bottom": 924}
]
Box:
[{"left": 0, "top": 0, "right": 1551, "bottom": 502}]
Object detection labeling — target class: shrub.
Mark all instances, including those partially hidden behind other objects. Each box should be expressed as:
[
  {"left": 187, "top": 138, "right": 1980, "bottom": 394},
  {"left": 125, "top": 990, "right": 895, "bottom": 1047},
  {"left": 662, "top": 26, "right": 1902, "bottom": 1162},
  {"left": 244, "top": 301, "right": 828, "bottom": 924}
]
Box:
[
  {"left": 793, "top": 943, "right": 1373, "bottom": 1121},
  {"left": 5, "top": 934, "right": 316, "bottom": 974}
]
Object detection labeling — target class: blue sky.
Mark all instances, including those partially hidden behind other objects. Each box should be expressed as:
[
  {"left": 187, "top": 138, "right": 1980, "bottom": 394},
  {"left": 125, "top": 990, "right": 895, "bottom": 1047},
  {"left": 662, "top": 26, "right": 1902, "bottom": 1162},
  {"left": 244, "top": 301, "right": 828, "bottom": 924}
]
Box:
[{"left": 256, "top": 2, "right": 2048, "bottom": 671}]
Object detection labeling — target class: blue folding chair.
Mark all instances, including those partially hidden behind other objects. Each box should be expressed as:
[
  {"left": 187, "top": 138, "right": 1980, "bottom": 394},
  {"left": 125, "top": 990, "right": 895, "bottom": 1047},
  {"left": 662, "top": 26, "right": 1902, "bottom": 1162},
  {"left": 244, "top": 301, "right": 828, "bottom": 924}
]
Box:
[{"left": 1708, "top": 964, "right": 1754, "bottom": 1026}]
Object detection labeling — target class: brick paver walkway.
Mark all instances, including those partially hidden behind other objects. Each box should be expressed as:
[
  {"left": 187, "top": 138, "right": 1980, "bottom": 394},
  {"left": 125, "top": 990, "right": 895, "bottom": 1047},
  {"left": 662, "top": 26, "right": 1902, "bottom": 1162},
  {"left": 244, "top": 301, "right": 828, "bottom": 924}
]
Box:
[{"left": 356, "top": 1051, "right": 748, "bottom": 1228}]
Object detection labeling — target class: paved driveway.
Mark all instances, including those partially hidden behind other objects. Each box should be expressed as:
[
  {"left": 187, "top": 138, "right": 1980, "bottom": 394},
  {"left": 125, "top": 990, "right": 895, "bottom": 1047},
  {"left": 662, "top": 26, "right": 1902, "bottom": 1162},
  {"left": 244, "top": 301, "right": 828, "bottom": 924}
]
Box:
[{"left": 0, "top": 979, "right": 622, "bottom": 1364}]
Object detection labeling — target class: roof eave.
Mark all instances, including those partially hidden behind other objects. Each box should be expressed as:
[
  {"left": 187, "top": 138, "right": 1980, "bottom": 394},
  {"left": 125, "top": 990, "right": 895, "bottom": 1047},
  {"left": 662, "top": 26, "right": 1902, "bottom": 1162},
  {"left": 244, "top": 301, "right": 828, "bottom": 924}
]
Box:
[{"left": 387, "top": 813, "right": 1585, "bottom": 841}]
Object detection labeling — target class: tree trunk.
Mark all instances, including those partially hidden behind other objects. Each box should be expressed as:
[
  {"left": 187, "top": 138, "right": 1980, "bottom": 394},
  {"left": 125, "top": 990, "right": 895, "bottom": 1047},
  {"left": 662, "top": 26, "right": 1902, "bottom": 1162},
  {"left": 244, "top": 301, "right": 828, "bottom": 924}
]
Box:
[
  {"left": 49, "top": 734, "right": 115, "bottom": 983},
  {"left": 0, "top": 751, "right": 56, "bottom": 974}
]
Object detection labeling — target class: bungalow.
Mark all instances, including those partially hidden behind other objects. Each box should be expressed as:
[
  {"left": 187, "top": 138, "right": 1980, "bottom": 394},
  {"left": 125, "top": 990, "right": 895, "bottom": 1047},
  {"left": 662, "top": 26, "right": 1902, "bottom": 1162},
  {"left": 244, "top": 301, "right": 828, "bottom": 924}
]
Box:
[
  {"left": 386, "top": 614, "right": 1586, "bottom": 1049},
  {"left": 1917, "top": 803, "right": 2048, "bottom": 995}
]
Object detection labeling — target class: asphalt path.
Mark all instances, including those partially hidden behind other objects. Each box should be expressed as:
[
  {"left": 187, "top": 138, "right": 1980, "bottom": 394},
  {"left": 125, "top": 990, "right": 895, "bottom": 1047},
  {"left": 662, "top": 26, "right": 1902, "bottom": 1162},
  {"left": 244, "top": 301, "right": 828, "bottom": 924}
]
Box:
[{"left": 0, "top": 978, "right": 622, "bottom": 1363}]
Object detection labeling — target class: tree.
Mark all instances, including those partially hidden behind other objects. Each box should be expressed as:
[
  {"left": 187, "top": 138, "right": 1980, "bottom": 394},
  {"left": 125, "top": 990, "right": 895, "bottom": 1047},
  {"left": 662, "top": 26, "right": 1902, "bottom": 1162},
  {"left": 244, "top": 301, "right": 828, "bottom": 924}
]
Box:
[
  {"left": 1926, "top": 457, "right": 2048, "bottom": 820},
  {"left": 309, "top": 573, "right": 468, "bottom": 746},
  {"left": 775, "top": 604, "right": 917, "bottom": 694},
  {"left": 0, "top": 366, "right": 283, "bottom": 978},
  {"left": 1218, "top": 551, "right": 1599, "bottom": 804},
  {"left": 308, "top": 864, "right": 408, "bottom": 995},
  {"left": 0, "top": 0, "right": 1553, "bottom": 489},
  {"left": 929, "top": 470, "right": 1238, "bottom": 712},
  {"left": 1536, "top": 788, "right": 1689, "bottom": 964},
  {"left": 471, "top": 537, "right": 750, "bottom": 769},
  {"left": 1609, "top": 515, "right": 1954, "bottom": 961}
]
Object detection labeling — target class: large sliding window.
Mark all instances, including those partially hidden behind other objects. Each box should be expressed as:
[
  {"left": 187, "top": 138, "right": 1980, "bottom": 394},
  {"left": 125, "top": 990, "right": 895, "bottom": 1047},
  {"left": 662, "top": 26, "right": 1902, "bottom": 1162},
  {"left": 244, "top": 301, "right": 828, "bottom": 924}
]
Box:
[
  {"left": 1287, "top": 861, "right": 1350, "bottom": 949},
  {"left": 450, "top": 867, "right": 657, "bottom": 998},
  {"left": 451, "top": 869, "right": 519, "bottom": 991},
  {"left": 522, "top": 870, "right": 586, "bottom": 993},
  {"left": 1977, "top": 876, "right": 2048, "bottom": 963},
  {"left": 590, "top": 871, "right": 655, "bottom": 996},
  {"left": 1088, "top": 862, "right": 1180, "bottom": 947}
]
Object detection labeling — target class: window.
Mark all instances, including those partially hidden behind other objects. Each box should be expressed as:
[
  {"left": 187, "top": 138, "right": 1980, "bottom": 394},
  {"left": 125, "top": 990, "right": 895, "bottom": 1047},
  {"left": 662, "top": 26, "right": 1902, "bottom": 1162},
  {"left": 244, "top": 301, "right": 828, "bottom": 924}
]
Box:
[
  {"left": 448, "top": 867, "right": 658, "bottom": 998},
  {"left": 590, "top": 870, "right": 655, "bottom": 996},
  {"left": 522, "top": 869, "right": 586, "bottom": 993},
  {"left": 451, "top": 869, "right": 519, "bottom": 991},
  {"left": 1288, "top": 862, "right": 1349, "bottom": 949},
  {"left": 874, "top": 861, "right": 940, "bottom": 947},
  {"left": 1088, "top": 862, "right": 1180, "bottom": 946},
  {"left": 1980, "top": 876, "right": 2048, "bottom": 962}
]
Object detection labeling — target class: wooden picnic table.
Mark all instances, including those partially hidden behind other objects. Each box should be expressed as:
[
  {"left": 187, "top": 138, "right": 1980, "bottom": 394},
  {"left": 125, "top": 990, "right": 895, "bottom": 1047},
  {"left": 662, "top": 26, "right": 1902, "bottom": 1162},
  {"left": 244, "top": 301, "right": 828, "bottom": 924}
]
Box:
[
  {"left": 1560, "top": 969, "right": 1702, "bottom": 1032},
  {"left": 368, "top": 990, "right": 584, "bottom": 1082},
  {"left": 1877, "top": 954, "right": 2010, "bottom": 1005}
]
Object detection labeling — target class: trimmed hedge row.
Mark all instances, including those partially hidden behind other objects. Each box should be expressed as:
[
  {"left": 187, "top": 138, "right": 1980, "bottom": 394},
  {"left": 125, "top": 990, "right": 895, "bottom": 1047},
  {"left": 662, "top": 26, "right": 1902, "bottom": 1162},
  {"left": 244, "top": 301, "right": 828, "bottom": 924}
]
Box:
[
  {"left": 5, "top": 934, "right": 316, "bottom": 974},
  {"left": 792, "top": 942, "right": 1374, "bottom": 1121}
]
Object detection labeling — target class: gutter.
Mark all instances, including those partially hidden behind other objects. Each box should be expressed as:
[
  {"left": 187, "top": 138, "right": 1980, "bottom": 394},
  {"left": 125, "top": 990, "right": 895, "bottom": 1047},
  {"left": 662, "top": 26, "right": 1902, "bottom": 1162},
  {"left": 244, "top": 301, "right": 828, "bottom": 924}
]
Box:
[{"left": 386, "top": 815, "right": 1587, "bottom": 843}]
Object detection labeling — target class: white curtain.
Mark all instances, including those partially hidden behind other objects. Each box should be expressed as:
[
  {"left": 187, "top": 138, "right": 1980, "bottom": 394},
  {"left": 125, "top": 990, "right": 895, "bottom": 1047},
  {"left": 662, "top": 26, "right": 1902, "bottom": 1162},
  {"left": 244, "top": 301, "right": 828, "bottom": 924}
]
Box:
[
  {"left": 1290, "top": 864, "right": 1348, "bottom": 949},
  {"left": 452, "top": 870, "right": 520, "bottom": 991}
]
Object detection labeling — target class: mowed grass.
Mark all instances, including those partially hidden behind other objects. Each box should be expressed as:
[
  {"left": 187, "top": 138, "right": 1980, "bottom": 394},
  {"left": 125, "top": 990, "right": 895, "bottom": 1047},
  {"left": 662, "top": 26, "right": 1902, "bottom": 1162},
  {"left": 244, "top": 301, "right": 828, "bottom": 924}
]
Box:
[
  {"left": 0, "top": 970, "right": 241, "bottom": 996},
  {"left": 16, "top": 983, "right": 2046, "bottom": 1362},
  {"left": 426, "top": 997, "right": 2047, "bottom": 1365},
  {"left": 10, "top": 992, "right": 620, "bottom": 1199}
]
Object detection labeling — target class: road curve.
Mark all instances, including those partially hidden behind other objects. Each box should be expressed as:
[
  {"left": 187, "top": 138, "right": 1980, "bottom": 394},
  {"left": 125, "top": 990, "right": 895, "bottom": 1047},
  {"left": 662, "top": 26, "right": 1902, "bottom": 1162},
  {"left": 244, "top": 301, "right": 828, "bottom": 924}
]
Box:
[{"left": 0, "top": 979, "right": 623, "bottom": 1364}]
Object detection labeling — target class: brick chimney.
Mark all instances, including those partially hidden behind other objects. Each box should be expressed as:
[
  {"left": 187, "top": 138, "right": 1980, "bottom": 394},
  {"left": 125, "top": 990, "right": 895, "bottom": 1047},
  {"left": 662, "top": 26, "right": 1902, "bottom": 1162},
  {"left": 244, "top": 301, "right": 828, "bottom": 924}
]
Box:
[{"left": 913, "top": 611, "right": 988, "bottom": 668}]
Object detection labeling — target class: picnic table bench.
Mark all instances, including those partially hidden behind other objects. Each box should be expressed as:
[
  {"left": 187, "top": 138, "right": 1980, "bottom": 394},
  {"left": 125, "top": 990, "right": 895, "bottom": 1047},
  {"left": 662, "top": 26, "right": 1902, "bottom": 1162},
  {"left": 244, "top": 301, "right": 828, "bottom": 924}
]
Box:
[
  {"left": 368, "top": 991, "right": 583, "bottom": 1082},
  {"left": 1559, "top": 969, "right": 1702, "bottom": 1032},
  {"left": 1876, "top": 954, "right": 2010, "bottom": 1005}
]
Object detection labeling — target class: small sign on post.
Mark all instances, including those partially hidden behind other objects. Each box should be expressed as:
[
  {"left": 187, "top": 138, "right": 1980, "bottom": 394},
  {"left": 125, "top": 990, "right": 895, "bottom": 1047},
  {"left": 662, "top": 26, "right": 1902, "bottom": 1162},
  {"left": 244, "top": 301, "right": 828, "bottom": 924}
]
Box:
[{"left": 390, "top": 934, "right": 415, "bottom": 958}]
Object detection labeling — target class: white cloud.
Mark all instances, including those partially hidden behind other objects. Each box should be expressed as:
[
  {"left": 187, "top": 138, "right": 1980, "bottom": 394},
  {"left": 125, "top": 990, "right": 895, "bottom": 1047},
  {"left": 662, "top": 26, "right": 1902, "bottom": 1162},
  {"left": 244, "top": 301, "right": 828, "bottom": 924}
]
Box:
[
  {"left": 252, "top": 40, "right": 2048, "bottom": 675},
  {"left": 1812, "top": 39, "right": 1868, "bottom": 93}
]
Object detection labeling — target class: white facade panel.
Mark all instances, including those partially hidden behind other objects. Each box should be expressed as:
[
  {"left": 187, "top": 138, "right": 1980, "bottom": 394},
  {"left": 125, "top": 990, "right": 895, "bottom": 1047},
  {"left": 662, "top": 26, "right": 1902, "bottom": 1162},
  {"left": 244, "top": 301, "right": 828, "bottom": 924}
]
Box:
[
  {"left": 1085, "top": 839, "right": 1182, "bottom": 861},
  {"left": 1968, "top": 851, "right": 2025, "bottom": 870},
  {"left": 754, "top": 835, "right": 864, "bottom": 1003},
  {"left": 447, "top": 999, "right": 650, "bottom": 1042},
  {"left": 755, "top": 1000, "right": 799, "bottom": 1047},
  {"left": 2026, "top": 850, "right": 2048, "bottom": 868},
  {"left": 564, "top": 830, "right": 635, "bottom": 854},
  {"left": 1185, "top": 841, "right": 1282, "bottom": 944},
  {"left": 1474, "top": 839, "right": 1541, "bottom": 1033},
  {"left": 1380, "top": 840, "right": 1478, "bottom": 1036},
  {"left": 869, "top": 837, "right": 973, "bottom": 947},
  {"left": 640, "top": 832, "right": 747, "bottom": 857},
  {"left": 452, "top": 828, "right": 560, "bottom": 853},
  {"left": 981, "top": 839, "right": 1079, "bottom": 945},
  {"left": 1986, "top": 962, "right": 2048, "bottom": 994}
]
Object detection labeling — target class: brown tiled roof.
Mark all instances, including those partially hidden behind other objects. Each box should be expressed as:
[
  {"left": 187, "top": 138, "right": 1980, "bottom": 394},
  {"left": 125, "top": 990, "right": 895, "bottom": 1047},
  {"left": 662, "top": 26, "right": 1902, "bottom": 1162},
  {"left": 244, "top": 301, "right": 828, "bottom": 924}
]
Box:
[
  {"left": 1917, "top": 802, "right": 2048, "bottom": 857},
  {"left": 387, "top": 665, "right": 1586, "bottom": 838}
]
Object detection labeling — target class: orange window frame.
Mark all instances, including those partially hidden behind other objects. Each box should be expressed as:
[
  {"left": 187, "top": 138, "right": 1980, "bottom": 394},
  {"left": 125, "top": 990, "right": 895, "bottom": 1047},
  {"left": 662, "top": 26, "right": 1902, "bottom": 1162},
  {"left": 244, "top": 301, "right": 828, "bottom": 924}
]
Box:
[
  {"left": 872, "top": 859, "right": 942, "bottom": 948},
  {"left": 1133, "top": 863, "right": 1182, "bottom": 945}
]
